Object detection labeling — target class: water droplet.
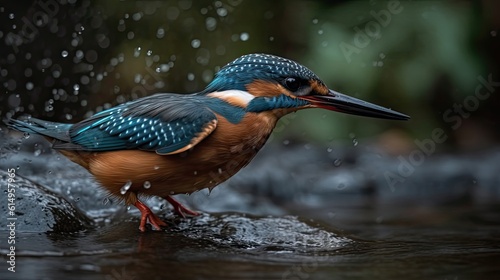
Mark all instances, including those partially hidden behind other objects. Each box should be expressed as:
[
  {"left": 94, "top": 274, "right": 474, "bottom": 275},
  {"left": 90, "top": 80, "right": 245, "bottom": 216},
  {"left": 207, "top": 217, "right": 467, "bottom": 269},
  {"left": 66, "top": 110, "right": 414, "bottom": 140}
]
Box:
[
  {"left": 283, "top": 140, "right": 290, "bottom": 145},
  {"left": 73, "top": 84, "right": 80, "bottom": 90},
  {"left": 312, "top": 19, "right": 318, "bottom": 24},
  {"left": 154, "top": 166, "right": 160, "bottom": 170},
  {"left": 194, "top": 171, "right": 198, "bottom": 175},
  {"left": 103, "top": 198, "right": 110, "bottom": 205},
  {"left": 120, "top": 180, "right": 132, "bottom": 195},
  {"left": 205, "top": 17, "right": 217, "bottom": 31},
  {"left": 327, "top": 147, "right": 333, "bottom": 153},
  {"left": 318, "top": 29, "right": 323, "bottom": 35},
  {"left": 133, "top": 47, "right": 141, "bottom": 57},
  {"left": 146, "top": 50, "right": 152, "bottom": 56},
  {"left": 143, "top": 181, "right": 151, "bottom": 189},
  {"left": 61, "top": 50, "right": 68, "bottom": 57},
  {"left": 240, "top": 32, "right": 249, "bottom": 41},
  {"left": 352, "top": 138, "right": 358, "bottom": 146},
  {"left": 156, "top": 28, "right": 165, "bottom": 39},
  {"left": 218, "top": 168, "right": 222, "bottom": 174},
  {"left": 333, "top": 159, "right": 342, "bottom": 167},
  {"left": 491, "top": 30, "right": 497, "bottom": 37},
  {"left": 217, "top": 8, "right": 227, "bottom": 17},
  {"left": 191, "top": 39, "right": 201, "bottom": 48},
  {"left": 132, "top": 12, "right": 142, "bottom": 21},
  {"left": 23, "top": 132, "right": 30, "bottom": 139},
  {"left": 159, "top": 64, "right": 169, "bottom": 72}
]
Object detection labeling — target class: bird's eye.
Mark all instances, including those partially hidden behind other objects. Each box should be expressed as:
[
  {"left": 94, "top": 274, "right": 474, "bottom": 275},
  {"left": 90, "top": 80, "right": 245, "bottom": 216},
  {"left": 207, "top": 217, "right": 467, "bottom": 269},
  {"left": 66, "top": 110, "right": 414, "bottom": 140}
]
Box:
[{"left": 284, "top": 77, "right": 301, "bottom": 91}]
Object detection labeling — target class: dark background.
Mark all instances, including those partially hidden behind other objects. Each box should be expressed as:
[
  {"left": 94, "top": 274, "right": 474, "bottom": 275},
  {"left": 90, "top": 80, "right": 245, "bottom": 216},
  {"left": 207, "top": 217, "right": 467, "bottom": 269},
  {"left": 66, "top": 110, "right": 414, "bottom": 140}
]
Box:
[{"left": 1, "top": 0, "right": 499, "bottom": 152}]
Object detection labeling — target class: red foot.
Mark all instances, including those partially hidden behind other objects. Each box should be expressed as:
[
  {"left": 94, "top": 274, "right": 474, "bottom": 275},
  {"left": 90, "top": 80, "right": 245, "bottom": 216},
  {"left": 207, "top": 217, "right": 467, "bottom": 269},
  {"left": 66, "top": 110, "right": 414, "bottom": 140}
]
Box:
[
  {"left": 133, "top": 200, "right": 167, "bottom": 232},
  {"left": 165, "top": 196, "right": 199, "bottom": 218}
]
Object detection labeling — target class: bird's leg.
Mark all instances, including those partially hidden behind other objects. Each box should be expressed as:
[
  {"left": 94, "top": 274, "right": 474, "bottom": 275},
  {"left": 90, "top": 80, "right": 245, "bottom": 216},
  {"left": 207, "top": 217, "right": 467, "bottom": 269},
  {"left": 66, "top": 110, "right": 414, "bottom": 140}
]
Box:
[
  {"left": 133, "top": 200, "right": 167, "bottom": 232},
  {"left": 165, "top": 196, "right": 199, "bottom": 218}
]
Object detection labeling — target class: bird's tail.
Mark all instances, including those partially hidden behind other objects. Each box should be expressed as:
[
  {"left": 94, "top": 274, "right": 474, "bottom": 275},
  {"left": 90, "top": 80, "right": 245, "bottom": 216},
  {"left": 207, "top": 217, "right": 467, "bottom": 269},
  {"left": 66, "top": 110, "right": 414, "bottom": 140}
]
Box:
[{"left": 7, "top": 117, "right": 72, "bottom": 143}]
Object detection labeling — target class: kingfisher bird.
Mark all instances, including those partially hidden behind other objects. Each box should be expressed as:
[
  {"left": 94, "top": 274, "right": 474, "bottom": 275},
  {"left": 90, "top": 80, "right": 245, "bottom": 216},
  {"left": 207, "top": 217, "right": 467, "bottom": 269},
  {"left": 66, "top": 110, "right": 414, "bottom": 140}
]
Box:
[{"left": 9, "top": 53, "right": 409, "bottom": 232}]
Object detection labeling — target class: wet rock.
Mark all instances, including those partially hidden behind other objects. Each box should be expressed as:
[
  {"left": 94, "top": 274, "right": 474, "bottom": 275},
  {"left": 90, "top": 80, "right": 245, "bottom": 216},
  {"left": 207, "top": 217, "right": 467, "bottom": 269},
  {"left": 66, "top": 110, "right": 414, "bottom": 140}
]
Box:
[{"left": 0, "top": 170, "right": 93, "bottom": 233}]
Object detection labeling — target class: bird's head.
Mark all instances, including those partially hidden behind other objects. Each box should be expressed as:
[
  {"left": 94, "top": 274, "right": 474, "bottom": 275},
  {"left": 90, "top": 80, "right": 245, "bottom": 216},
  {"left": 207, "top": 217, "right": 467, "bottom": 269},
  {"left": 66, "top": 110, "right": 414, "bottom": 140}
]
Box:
[{"left": 202, "top": 53, "right": 409, "bottom": 120}]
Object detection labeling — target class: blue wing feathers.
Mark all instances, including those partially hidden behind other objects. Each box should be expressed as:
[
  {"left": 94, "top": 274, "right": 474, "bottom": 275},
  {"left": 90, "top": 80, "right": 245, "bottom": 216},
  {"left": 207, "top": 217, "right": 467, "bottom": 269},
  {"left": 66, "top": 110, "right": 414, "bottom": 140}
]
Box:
[
  {"left": 9, "top": 93, "right": 221, "bottom": 153},
  {"left": 66, "top": 94, "right": 218, "bottom": 153}
]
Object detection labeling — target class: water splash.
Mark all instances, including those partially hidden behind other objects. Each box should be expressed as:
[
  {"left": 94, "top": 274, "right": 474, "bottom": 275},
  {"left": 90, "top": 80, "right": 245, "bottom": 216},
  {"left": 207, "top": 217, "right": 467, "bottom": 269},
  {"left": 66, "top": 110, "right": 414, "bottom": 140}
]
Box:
[
  {"left": 352, "top": 138, "right": 358, "bottom": 146},
  {"left": 120, "top": 180, "right": 132, "bottom": 195},
  {"left": 349, "top": 133, "right": 358, "bottom": 147}
]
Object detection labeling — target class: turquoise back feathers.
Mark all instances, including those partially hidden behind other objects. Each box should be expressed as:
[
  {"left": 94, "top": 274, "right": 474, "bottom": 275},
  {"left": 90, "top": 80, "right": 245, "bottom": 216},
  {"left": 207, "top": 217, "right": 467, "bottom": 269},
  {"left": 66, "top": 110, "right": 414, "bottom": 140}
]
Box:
[{"left": 203, "top": 53, "right": 322, "bottom": 93}]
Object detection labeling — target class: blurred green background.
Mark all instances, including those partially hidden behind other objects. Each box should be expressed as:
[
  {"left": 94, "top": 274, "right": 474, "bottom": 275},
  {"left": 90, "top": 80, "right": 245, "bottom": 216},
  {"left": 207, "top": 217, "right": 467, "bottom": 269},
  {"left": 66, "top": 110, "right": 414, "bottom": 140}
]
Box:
[{"left": 1, "top": 0, "right": 499, "bottom": 152}]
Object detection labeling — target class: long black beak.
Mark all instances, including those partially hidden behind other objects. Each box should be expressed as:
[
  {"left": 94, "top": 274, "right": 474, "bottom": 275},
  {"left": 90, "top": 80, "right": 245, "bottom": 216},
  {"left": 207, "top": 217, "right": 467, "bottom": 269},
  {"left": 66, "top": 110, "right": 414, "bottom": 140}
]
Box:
[{"left": 300, "top": 89, "right": 410, "bottom": 120}]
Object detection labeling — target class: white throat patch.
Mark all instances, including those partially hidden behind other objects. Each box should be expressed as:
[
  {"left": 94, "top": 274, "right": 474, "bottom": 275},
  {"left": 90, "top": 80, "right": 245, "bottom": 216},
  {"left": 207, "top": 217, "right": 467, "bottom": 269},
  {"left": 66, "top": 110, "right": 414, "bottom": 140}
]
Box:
[{"left": 207, "top": 90, "right": 255, "bottom": 107}]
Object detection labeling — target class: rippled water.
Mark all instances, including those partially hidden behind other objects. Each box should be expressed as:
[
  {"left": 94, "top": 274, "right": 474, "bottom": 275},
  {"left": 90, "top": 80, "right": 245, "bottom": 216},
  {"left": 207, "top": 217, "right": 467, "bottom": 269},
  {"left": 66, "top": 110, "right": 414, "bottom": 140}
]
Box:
[{"left": 1, "top": 132, "right": 500, "bottom": 279}]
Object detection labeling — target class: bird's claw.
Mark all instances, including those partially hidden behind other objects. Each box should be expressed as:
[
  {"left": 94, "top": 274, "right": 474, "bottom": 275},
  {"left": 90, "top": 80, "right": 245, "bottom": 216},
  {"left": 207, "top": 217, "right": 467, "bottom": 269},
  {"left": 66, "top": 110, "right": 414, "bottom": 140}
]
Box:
[
  {"left": 134, "top": 200, "right": 167, "bottom": 232},
  {"left": 165, "top": 196, "right": 199, "bottom": 218}
]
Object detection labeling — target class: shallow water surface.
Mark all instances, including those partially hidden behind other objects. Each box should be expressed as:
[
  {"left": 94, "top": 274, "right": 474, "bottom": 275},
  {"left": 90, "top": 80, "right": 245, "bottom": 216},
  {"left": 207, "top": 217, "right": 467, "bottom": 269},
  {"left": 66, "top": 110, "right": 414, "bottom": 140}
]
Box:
[{"left": 1, "top": 135, "right": 500, "bottom": 279}]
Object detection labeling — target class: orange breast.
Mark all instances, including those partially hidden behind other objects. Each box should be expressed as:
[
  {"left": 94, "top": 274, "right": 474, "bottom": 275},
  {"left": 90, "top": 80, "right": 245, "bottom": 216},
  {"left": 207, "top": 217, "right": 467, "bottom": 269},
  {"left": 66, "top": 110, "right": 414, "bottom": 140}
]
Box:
[{"left": 80, "top": 112, "right": 278, "bottom": 202}]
